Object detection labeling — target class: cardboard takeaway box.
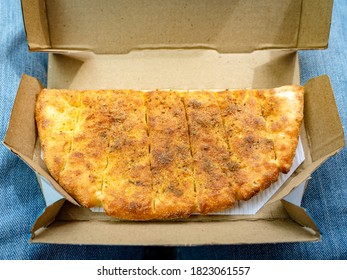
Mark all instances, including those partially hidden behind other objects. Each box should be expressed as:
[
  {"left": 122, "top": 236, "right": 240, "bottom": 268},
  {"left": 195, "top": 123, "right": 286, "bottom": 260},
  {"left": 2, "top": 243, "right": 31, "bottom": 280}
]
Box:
[{"left": 4, "top": 0, "right": 345, "bottom": 245}]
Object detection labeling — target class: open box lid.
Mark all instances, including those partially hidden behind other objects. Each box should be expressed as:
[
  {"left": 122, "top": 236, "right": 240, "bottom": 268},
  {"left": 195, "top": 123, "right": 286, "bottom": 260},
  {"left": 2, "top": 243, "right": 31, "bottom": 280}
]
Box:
[{"left": 22, "top": 0, "right": 333, "bottom": 54}]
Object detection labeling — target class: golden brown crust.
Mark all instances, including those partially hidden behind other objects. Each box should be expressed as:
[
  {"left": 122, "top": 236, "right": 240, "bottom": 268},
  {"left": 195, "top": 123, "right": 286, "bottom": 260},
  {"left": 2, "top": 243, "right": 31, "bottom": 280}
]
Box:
[
  {"left": 216, "top": 89, "right": 280, "bottom": 201},
  {"left": 102, "top": 90, "right": 154, "bottom": 220},
  {"left": 59, "top": 90, "right": 109, "bottom": 208},
  {"left": 183, "top": 91, "right": 236, "bottom": 213},
  {"left": 146, "top": 90, "right": 195, "bottom": 219},
  {"left": 254, "top": 86, "right": 304, "bottom": 173},
  {"left": 35, "top": 89, "right": 79, "bottom": 181},
  {"left": 36, "top": 86, "right": 304, "bottom": 220}
]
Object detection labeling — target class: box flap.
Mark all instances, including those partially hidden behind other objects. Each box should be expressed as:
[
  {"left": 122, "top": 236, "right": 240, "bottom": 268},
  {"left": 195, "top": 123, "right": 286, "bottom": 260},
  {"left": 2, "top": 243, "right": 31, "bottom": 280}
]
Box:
[
  {"left": 21, "top": 0, "right": 50, "bottom": 50},
  {"left": 3, "top": 75, "right": 79, "bottom": 206},
  {"left": 30, "top": 200, "right": 319, "bottom": 245},
  {"left": 297, "top": 0, "right": 334, "bottom": 49},
  {"left": 304, "top": 75, "right": 345, "bottom": 162},
  {"left": 4, "top": 75, "right": 41, "bottom": 159},
  {"left": 30, "top": 199, "right": 65, "bottom": 239},
  {"left": 22, "top": 0, "right": 333, "bottom": 54},
  {"left": 28, "top": 191, "right": 319, "bottom": 245},
  {"left": 30, "top": 219, "right": 320, "bottom": 245},
  {"left": 281, "top": 199, "right": 319, "bottom": 236}
]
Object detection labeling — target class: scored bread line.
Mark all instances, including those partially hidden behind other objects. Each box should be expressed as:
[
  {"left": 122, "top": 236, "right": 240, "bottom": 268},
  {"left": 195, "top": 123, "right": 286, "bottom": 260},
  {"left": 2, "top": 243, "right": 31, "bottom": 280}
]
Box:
[
  {"left": 180, "top": 95, "right": 198, "bottom": 212},
  {"left": 100, "top": 91, "right": 112, "bottom": 205},
  {"left": 58, "top": 91, "right": 82, "bottom": 183},
  {"left": 213, "top": 91, "right": 231, "bottom": 151},
  {"left": 256, "top": 89, "right": 279, "bottom": 164},
  {"left": 85, "top": 88, "right": 303, "bottom": 216},
  {"left": 59, "top": 88, "right": 301, "bottom": 217},
  {"left": 213, "top": 90, "right": 240, "bottom": 208},
  {"left": 143, "top": 92, "right": 156, "bottom": 213}
]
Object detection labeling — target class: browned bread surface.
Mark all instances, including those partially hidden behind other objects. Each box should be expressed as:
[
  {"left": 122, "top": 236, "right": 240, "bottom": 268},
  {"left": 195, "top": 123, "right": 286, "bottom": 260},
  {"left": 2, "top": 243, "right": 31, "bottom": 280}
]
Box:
[
  {"left": 146, "top": 91, "right": 195, "bottom": 219},
  {"left": 36, "top": 86, "right": 304, "bottom": 220},
  {"left": 183, "top": 91, "right": 236, "bottom": 213}
]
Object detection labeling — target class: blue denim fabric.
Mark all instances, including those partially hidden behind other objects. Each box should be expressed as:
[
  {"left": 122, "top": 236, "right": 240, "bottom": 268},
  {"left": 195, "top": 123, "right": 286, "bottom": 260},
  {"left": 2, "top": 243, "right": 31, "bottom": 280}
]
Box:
[{"left": 0, "top": 0, "right": 346, "bottom": 259}]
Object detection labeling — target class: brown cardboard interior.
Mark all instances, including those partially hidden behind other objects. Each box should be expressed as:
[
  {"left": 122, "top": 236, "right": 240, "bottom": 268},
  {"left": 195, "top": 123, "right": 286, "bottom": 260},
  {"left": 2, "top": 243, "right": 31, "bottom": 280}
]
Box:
[
  {"left": 4, "top": 68, "right": 344, "bottom": 244},
  {"left": 30, "top": 200, "right": 319, "bottom": 245},
  {"left": 47, "top": 50, "right": 300, "bottom": 90},
  {"left": 22, "top": 0, "right": 333, "bottom": 54}
]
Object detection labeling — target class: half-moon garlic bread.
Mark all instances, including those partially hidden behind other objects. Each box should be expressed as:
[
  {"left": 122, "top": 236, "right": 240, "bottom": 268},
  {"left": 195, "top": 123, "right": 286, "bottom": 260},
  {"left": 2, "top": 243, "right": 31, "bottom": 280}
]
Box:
[{"left": 35, "top": 86, "right": 304, "bottom": 220}]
